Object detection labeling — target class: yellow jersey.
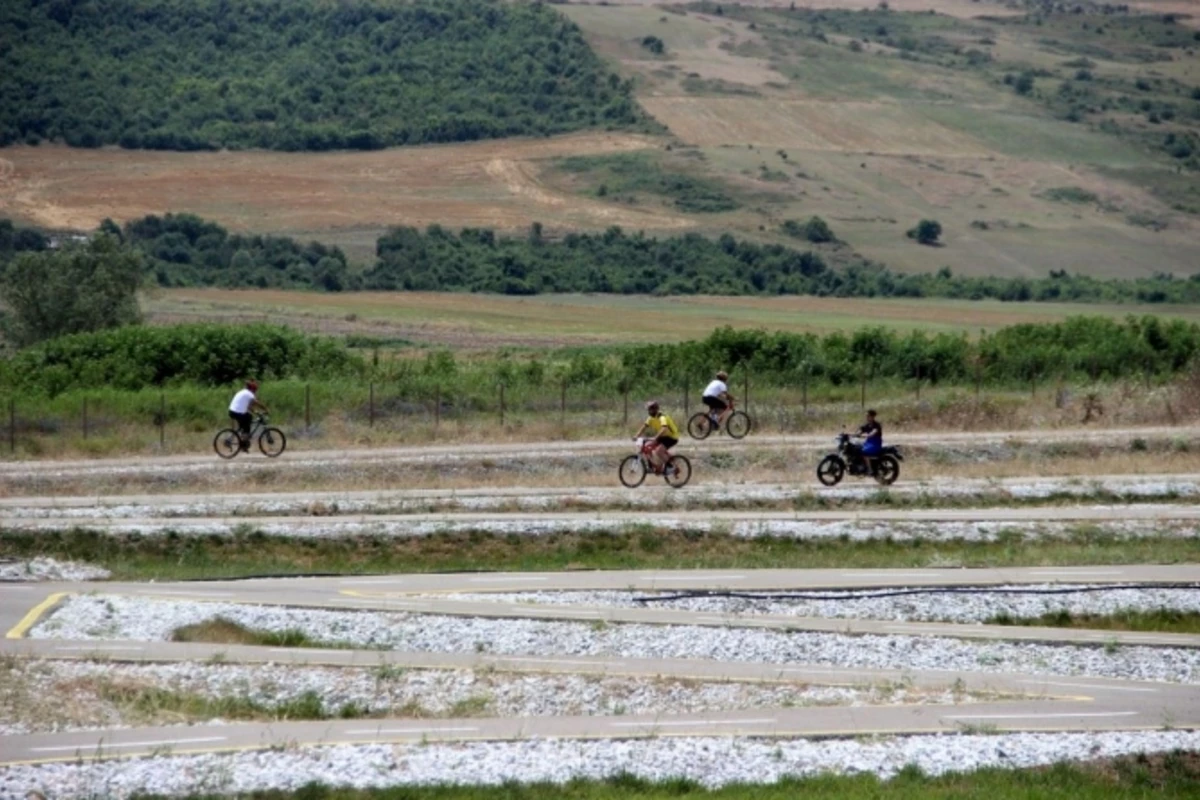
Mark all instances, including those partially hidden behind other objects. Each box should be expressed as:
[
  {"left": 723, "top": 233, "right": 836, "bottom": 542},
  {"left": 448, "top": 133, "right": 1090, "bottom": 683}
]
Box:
[{"left": 644, "top": 413, "right": 680, "bottom": 439}]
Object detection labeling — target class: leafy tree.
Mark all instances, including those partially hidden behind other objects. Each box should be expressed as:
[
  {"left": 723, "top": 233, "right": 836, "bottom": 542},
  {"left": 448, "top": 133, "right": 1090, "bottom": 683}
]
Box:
[
  {"left": 906, "top": 219, "right": 943, "bottom": 246},
  {"left": 0, "top": 0, "right": 644, "bottom": 152},
  {"left": 0, "top": 235, "right": 143, "bottom": 347}
]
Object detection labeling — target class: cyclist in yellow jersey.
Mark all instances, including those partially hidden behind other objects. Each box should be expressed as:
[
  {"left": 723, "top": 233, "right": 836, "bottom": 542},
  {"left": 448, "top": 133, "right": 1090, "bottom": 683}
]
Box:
[{"left": 632, "top": 400, "right": 680, "bottom": 474}]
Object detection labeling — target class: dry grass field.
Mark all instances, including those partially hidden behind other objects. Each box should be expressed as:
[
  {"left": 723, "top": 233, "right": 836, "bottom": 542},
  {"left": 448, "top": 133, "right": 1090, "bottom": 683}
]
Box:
[
  {"left": 1, "top": 0, "right": 1198, "bottom": 277},
  {"left": 147, "top": 287, "right": 1200, "bottom": 348}
]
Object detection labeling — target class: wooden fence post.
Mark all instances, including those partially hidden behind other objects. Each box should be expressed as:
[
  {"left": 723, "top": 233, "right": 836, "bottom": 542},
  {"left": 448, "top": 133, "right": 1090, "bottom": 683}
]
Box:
[
  {"left": 82, "top": 397, "right": 88, "bottom": 440},
  {"left": 305, "top": 384, "right": 311, "bottom": 432},
  {"left": 369, "top": 383, "right": 375, "bottom": 427},
  {"left": 434, "top": 385, "right": 441, "bottom": 434},
  {"left": 159, "top": 393, "right": 165, "bottom": 448},
  {"left": 8, "top": 399, "right": 14, "bottom": 453},
  {"left": 500, "top": 384, "right": 506, "bottom": 426}
]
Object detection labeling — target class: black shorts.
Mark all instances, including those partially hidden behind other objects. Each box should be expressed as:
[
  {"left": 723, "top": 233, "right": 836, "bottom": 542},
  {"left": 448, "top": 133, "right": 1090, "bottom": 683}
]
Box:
[
  {"left": 657, "top": 436, "right": 678, "bottom": 450},
  {"left": 702, "top": 395, "right": 727, "bottom": 412},
  {"left": 229, "top": 411, "right": 252, "bottom": 434}
]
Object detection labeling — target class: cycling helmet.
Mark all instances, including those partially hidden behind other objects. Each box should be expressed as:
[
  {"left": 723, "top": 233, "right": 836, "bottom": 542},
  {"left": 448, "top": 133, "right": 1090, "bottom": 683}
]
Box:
[
  {"left": 645, "top": 400, "right": 660, "bottom": 414},
  {"left": 716, "top": 370, "right": 728, "bottom": 381},
  {"left": 246, "top": 380, "right": 259, "bottom": 392}
]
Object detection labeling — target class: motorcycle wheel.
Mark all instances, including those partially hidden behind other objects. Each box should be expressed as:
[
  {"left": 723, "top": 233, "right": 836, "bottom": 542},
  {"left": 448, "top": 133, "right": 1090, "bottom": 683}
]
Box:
[
  {"left": 874, "top": 455, "right": 900, "bottom": 486},
  {"left": 816, "top": 455, "right": 845, "bottom": 487}
]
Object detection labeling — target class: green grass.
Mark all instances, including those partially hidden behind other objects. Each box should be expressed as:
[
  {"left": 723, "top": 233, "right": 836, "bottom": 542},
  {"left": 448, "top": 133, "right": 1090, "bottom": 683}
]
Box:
[
  {"left": 553, "top": 152, "right": 743, "bottom": 213},
  {"left": 130, "top": 752, "right": 1200, "bottom": 799},
  {"left": 96, "top": 681, "right": 369, "bottom": 723},
  {"left": 171, "top": 618, "right": 339, "bottom": 649},
  {"left": 988, "top": 608, "right": 1200, "bottom": 635},
  {"left": 5, "top": 526, "right": 1196, "bottom": 581}
]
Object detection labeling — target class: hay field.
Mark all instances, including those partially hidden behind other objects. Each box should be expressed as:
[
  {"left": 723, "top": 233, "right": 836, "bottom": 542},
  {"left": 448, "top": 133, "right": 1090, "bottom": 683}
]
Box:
[{"left": 146, "top": 288, "right": 1200, "bottom": 349}]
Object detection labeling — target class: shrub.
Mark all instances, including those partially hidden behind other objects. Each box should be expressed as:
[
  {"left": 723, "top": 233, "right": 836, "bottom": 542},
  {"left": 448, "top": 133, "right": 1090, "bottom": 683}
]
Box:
[
  {"left": 1014, "top": 73, "right": 1035, "bottom": 95},
  {"left": 782, "top": 216, "right": 836, "bottom": 243},
  {"left": 906, "top": 219, "right": 942, "bottom": 245}
]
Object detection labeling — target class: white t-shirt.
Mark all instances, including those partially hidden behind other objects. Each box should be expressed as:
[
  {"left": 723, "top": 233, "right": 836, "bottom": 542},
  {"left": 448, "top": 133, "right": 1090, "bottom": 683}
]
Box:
[
  {"left": 703, "top": 379, "right": 728, "bottom": 398},
  {"left": 229, "top": 388, "right": 257, "bottom": 414}
]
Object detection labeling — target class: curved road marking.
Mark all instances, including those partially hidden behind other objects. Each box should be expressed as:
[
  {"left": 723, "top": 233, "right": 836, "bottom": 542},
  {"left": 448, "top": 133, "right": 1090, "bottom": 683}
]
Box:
[{"left": 5, "top": 591, "right": 65, "bottom": 639}]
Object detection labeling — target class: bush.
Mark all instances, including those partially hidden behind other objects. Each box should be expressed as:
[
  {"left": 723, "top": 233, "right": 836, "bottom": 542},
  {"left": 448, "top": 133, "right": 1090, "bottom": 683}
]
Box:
[
  {"left": 781, "top": 216, "right": 836, "bottom": 243},
  {"left": 1014, "top": 73, "right": 1035, "bottom": 95},
  {"left": 0, "top": 235, "right": 143, "bottom": 347},
  {"left": 906, "top": 219, "right": 942, "bottom": 245},
  {"left": 0, "top": 324, "right": 364, "bottom": 394},
  {"left": 641, "top": 35, "right": 666, "bottom": 55}
]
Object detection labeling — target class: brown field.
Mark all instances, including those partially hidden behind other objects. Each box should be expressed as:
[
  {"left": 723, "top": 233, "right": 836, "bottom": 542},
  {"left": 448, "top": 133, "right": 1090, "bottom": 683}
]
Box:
[
  {"left": 146, "top": 287, "right": 1200, "bottom": 349},
  {"left": 0, "top": 133, "right": 691, "bottom": 261},
  {"left": 2, "top": 0, "right": 1197, "bottom": 279}
]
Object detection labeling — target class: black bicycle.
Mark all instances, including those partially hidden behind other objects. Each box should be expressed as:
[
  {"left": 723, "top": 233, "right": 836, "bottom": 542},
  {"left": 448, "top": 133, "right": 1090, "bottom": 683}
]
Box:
[
  {"left": 214, "top": 413, "right": 286, "bottom": 459},
  {"left": 687, "top": 398, "right": 751, "bottom": 440}
]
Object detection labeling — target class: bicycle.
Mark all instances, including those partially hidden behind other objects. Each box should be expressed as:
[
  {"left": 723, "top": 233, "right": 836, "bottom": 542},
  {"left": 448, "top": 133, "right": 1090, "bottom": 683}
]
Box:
[
  {"left": 687, "top": 398, "right": 751, "bottom": 440},
  {"left": 619, "top": 437, "right": 692, "bottom": 489},
  {"left": 213, "top": 413, "right": 287, "bottom": 459}
]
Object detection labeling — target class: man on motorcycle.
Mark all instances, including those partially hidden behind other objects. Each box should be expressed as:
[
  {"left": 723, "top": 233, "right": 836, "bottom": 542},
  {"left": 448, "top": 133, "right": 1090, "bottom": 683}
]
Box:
[{"left": 856, "top": 409, "right": 883, "bottom": 472}]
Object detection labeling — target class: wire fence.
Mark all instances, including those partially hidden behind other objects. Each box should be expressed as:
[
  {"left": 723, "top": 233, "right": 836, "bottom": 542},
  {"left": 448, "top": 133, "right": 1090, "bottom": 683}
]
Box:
[{"left": 3, "top": 366, "right": 1182, "bottom": 457}]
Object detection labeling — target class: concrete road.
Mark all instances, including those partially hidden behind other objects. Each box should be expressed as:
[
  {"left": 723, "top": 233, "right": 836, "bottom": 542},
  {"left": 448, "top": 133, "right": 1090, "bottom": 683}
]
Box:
[{"left": 3, "top": 566, "right": 1200, "bottom": 764}]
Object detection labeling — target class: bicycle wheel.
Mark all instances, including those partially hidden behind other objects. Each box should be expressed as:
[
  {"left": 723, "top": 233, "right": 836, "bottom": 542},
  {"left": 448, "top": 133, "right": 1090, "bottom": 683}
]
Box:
[
  {"left": 258, "top": 427, "right": 287, "bottom": 458},
  {"left": 618, "top": 454, "right": 647, "bottom": 488},
  {"left": 725, "top": 411, "right": 752, "bottom": 439},
  {"left": 687, "top": 412, "right": 713, "bottom": 440},
  {"left": 816, "top": 455, "right": 845, "bottom": 486},
  {"left": 213, "top": 429, "right": 241, "bottom": 459},
  {"left": 664, "top": 455, "right": 691, "bottom": 489}
]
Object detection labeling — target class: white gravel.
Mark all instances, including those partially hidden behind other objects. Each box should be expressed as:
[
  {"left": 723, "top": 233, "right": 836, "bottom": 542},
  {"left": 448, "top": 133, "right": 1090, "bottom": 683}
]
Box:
[
  {"left": 423, "top": 585, "right": 1200, "bottom": 624},
  {"left": 31, "top": 596, "right": 1200, "bottom": 683},
  {"left": 5, "top": 516, "right": 1193, "bottom": 542},
  {"left": 4, "top": 731, "right": 1200, "bottom": 799},
  {"left": 1, "top": 659, "right": 961, "bottom": 736},
  {"left": 0, "top": 557, "right": 110, "bottom": 582}
]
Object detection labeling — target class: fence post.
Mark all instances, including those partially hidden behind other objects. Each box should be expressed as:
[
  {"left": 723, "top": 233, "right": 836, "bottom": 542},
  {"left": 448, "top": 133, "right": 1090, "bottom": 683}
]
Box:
[
  {"left": 743, "top": 371, "right": 749, "bottom": 416},
  {"left": 369, "top": 383, "right": 375, "bottom": 427},
  {"left": 434, "top": 385, "right": 441, "bottom": 434},
  {"left": 560, "top": 379, "right": 567, "bottom": 428},
  {"left": 623, "top": 386, "right": 629, "bottom": 427},
  {"left": 305, "top": 384, "right": 311, "bottom": 432},
  {"left": 860, "top": 365, "right": 867, "bottom": 410},
  {"left": 82, "top": 397, "right": 88, "bottom": 440},
  {"left": 159, "top": 393, "right": 165, "bottom": 448},
  {"left": 802, "top": 363, "right": 809, "bottom": 415},
  {"left": 8, "top": 398, "right": 14, "bottom": 453},
  {"left": 915, "top": 364, "right": 921, "bottom": 402},
  {"left": 500, "top": 384, "right": 506, "bottom": 427}
]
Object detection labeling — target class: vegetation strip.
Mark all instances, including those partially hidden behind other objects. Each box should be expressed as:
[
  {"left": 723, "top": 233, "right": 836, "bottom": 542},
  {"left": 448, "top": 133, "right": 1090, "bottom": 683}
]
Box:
[
  {"left": 988, "top": 609, "right": 1200, "bottom": 636},
  {"left": 3, "top": 527, "right": 1195, "bottom": 581},
  {"left": 114, "top": 753, "right": 1200, "bottom": 800}
]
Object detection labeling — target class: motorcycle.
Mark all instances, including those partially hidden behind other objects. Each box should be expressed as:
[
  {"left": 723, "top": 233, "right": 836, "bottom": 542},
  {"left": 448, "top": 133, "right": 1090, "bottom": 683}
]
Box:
[{"left": 816, "top": 432, "right": 902, "bottom": 486}]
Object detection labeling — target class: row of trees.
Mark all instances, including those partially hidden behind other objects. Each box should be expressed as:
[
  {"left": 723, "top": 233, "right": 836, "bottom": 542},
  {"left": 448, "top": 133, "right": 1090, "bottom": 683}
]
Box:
[
  {"left": 0, "top": 0, "right": 644, "bottom": 151},
  {"left": 10, "top": 215, "right": 1200, "bottom": 305}
]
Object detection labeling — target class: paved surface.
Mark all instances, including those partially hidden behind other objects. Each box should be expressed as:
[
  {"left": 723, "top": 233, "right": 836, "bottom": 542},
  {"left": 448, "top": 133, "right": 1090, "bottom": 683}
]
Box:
[{"left": 2, "top": 564, "right": 1200, "bottom": 764}]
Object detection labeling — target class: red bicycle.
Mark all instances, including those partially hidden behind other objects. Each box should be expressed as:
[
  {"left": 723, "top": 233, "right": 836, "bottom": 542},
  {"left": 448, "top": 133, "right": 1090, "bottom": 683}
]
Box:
[{"left": 619, "top": 438, "right": 692, "bottom": 489}]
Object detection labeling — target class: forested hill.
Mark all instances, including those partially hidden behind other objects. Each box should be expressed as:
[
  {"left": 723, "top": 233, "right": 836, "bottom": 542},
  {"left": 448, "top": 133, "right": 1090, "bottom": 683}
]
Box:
[{"left": 0, "top": 0, "right": 645, "bottom": 151}]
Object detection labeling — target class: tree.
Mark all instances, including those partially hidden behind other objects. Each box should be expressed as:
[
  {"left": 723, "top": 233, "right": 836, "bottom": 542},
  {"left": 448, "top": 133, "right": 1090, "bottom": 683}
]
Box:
[
  {"left": 907, "top": 219, "right": 943, "bottom": 246},
  {"left": 0, "top": 235, "right": 143, "bottom": 347},
  {"left": 1014, "top": 73, "right": 1035, "bottom": 96}
]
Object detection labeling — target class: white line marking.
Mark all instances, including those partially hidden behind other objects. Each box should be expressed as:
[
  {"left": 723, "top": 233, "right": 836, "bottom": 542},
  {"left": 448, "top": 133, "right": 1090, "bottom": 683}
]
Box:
[
  {"left": 267, "top": 648, "right": 342, "bottom": 654},
  {"left": 131, "top": 590, "right": 235, "bottom": 597},
  {"left": 507, "top": 658, "right": 607, "bottom": 666},
  {"left": 56, "top": 646, "right": 145, "bottom": 652},
  {"left": 649, "top": 575, "right": 746, "bottom": 581},
  {"left": 943, "top": 711, "right": 1139, "bottom": 721},
  {"left": 0, "top": 586, "right": 34, "bottom": 590},
  {"left": 1028, "top": 570, "right": 1123, "bottom": 576},
  {"left": 469, "top": 577, "right": 548, "bottom": 583},
  {"left": 32, "top": 736, "right": 226, "bottom": 753},
  {"left": 1016, "top": 680, "right": 1159, "bottom": 694},
  {"left": 612, "top": 718, "right": 776, "bottom": 728},
  {"left": 347, "top": 727, "right": 480, "bottom": 735},
  {"left": 338, "top": 579, "right": 412, "bottom": 585},
  {"left": 840, "top": 572, "right": 942, "bottom": 578},
  {"left": 696, "top": 617, "right": 728, "bottom": 624}
]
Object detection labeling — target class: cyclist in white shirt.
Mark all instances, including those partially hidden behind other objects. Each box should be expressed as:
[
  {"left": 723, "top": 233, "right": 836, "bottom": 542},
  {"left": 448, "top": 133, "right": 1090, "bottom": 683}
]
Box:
[
  {"left": 228, "top": 380, "right": 268, "bottom": 450},
  {"left": 701, "top": 370, "right": 734, "bottom": 429}
]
